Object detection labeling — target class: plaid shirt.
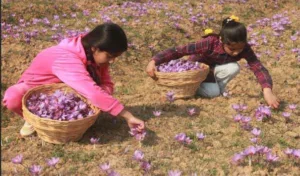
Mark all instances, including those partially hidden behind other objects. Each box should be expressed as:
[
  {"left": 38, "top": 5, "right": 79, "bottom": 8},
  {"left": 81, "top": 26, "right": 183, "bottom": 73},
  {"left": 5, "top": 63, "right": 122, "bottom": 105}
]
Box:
[{"left": 153, "top": 36, "right": 272, "bottom": 89}]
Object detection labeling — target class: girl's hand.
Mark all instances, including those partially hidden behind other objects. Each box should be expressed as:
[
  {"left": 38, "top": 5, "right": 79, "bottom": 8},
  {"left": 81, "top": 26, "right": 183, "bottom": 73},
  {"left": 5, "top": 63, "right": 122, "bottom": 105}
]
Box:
[
  {"left": 263, "top": 88, "right": 280, "bottom": 109},
  {"left": 146, "top": 60, "right": 157, "bottom": 80},
  {"left": 119, "top": 109, "right": 145, "bottom": 132}
]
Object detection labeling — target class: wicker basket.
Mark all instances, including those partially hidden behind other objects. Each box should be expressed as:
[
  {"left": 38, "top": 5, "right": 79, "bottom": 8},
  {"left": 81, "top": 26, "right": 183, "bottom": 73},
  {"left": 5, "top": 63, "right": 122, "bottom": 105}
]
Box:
[
  {"left": 22, "top": 83, "right": 101, "bottom": 144},
  {"left": 155, "top": 63, "right": 209, "bottom": 99}
]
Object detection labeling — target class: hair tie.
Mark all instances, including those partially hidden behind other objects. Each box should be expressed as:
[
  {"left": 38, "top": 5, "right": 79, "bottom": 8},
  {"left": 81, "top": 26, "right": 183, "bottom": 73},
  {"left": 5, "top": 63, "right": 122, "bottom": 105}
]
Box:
[
  {"left": 204, "top": 28, "right": 213, "bottom": 35},
  {"left": 228, "top": 15, "right": 240, "bottom": 23}
]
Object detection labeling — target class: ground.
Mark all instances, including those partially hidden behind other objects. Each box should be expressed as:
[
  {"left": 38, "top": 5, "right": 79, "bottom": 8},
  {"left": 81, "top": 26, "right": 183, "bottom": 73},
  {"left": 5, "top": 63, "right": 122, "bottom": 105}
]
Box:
[{"left": 1, "top": 0, "right": 300, "bottom": 175}]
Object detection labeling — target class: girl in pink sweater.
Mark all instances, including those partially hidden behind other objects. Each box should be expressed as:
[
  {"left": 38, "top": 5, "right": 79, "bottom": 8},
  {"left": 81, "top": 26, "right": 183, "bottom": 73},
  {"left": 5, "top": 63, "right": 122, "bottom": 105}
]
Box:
[{"left": 3, "top": 23, "right": 145, "bottom": 137}]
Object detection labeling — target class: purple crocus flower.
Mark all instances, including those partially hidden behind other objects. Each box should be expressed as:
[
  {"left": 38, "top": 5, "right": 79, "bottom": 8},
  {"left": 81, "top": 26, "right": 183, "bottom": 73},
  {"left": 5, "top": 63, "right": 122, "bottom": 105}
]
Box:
[
  {"left": 292, "top": 149, "right": 300, "bottom": 158},
  {"left": 184, "top": 136, "right": 192, "bottom": 144},
  {"left": 233, "top": 114, "right": 243, "bottom": 122},
  {"left": 196, "top": 133, "right": 206, "bottom": 140},
  {"left": 12, "top": 154, "right": 23, "bottom": 164},
  {"left": 168, "top": 170, "right": 182, "bottom": 176},
  {"left": 140, "top": 161, "right": 151, "bottom": 172},
  {"left": 250, "top": 138, "right": 258, "bottom": 144},
  {"left": 231, "top": 152, "right": 245, "bottom": 165},
  {"left": 108, "top": 170, "right": 120, "bottom": 176},
  {"left": 29, "top": 165, "right": 42, "bottom": 175},
  {"left": 251, "top": 128, "right": 261, "bottom": 137},
  {"left": 99, "top": 162, "right": 110, "bottom": 172},
  {"left": 133, "top": 150, "right": 144, "bottom": 161},
  {"left": 244, "top": 146, "right": 257, "bottom": 156},
  {"left": 290, "top": 35, "right": 297, "bottom": 41},
  {"left": 266, "top": 153, "right": 279, "bottom": 162},
  {"left": 166, "top": 91, "right": 175, "bottom": 102},
  {"left": 175, "top": 133, "right": 186, "bottom": 143},
  {"left": 129, "top": 128, "right": 147, "bottom": 141},
  {"left": 232, "top": 104, "right": 240, "bottom": 111},
  {"left": 46, "top": 157, "right": 59, "bottom": 167},
  {"left": 90, "top": 137, "right": 100, "bottom": 144},
  {"left": 187, "top": 108, "right": 196, "bottom": 116},
  {"left": 153, "top": 110, "right": 162, "bottom": 117},
  {"left": 284, "top": 148, "right": 294, "bottom": 156},
  {"left": 241, "top": 116, "right": 251, "bottom": 124},
  {"left": 282, "top": 112, "right": 291, "bottom": 119},
  {"left": 288, "top": 104, "right": 297, "bottom": 111}
]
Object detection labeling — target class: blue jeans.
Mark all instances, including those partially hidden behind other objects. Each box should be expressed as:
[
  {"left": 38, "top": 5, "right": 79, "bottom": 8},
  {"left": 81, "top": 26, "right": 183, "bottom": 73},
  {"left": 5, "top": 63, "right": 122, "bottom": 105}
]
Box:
[{"left": 196, "top": 62, "right": 240, "bottom": 98}]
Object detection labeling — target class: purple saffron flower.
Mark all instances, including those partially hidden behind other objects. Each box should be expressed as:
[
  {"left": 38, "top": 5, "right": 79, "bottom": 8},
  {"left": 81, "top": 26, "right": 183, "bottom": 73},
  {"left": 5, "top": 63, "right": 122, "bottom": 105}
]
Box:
[
  {"left": 90, "top": 137, "right": 100, "bottom": 144},
  {"left": 292, "top": 149, "right": 300, "bottom": 158},
  {"left": 288, "top": 104, "right": 297, "bottom": 111},
  {"left": 284, "top": 148, "right": 294, "bottom": 156},
  {"left": 251, "top": 128, "right": 261, "bottom": 137},
  {"left": 108, "top": 170, "right": 120, "bottom": 176},
  {"left": 244, "top": 146, "right": 257, "bottom": 156},
  {"left": 140, "top": 161, "right": 151, "bottom": 172},
  {"left": 12, "top": 154, "right": 23, "bottom": 164},
  {"left": 153, "top": 110, "right": 162, "bottom": 117},
  {"left": 29, "top": 165, "right": 42, "bottom": 175},
  {"left": 250, "top": 138, "right": 258, "bottom": 144},
  {"left": 184, "top": 136, "right": 192, "bottom": 144},
  {"left": 46, "top": 157, "right": 59, "bottom": 167},
  {"left": 166, "top": 91, "right": 175, "bottom": 102},
  {"left": 175, "top": 133, "right": 186, "bottom": 143},
  {"left": 282, "top": 112, "right": 291, "bottom": 119},
  {"left": 133, "top": 150, "right": 144, "bottom": 161},
  {"left": 99, "top": 162, "right": 110, "bottom": 172},
  {"left": 196, "top": 133, "right": 206, "bottom": 140},
  {"left": 129, "top": 128, "right": 147, "bottom": 141},
  {"left": 187, "top": 108, "right": 196, "bottom": 116},
  {"left": 233, "top": 114, "right": 243, "bottom": 122},
  {"left": 232, "top": 104, "right": 240, "bottom": 111},
  {"left": 231, "top": 152, "right": 245, "bottom": 165},
  {"left": 168, "top": 170, "right": 182, "bottom": 176},
  {"left": 266, "top": 152, "right": 279, "bottom": 162},
  {"left": 241, "top": 116, "right": 251, "bottom": 124},
  {"left": 290, "top": 35, "right": 297, "bottom": 41}
]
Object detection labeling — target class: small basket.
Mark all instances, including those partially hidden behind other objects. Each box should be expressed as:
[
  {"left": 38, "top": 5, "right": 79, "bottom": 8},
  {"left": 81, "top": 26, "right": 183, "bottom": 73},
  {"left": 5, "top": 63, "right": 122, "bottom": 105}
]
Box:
[
  {"left": 22, "top": 83, "right": 101, "bottom": 144},
  {"left": 155, "top": 63, "right": 209, "bottom": 99}
]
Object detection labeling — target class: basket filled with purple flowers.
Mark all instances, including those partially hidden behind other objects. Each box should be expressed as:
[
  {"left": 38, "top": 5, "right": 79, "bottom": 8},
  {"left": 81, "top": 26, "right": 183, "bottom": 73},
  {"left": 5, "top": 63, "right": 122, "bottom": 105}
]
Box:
[
  {"left": 155, "top": 59, "right": 209, "bottom": 99},
  {"left": 22, "top": 83, "right": 101, "bottom": 144}
]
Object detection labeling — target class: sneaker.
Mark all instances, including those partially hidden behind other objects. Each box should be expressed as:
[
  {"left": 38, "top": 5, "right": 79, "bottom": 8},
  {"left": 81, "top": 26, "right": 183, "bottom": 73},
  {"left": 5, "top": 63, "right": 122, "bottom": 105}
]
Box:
[{"left": 20, "top": 121, "right": 35, "bottom": 137}]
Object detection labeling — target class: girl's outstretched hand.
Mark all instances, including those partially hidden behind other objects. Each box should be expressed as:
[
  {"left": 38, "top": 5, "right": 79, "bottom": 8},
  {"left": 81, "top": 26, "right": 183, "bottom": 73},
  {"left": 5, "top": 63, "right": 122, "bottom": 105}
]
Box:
[
  {"left": 146, "top": 60, "right": 157, "bottom": 80},
  {"left": 263, "top": 88, "right": 280, "bottom": 109},
  {"left": 119, "top": 109, "right": 145, "bottom": 132}
]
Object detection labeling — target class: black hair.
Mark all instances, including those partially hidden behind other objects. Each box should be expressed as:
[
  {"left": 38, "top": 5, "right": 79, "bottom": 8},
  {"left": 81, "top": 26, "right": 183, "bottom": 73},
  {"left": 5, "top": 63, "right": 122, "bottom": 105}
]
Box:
[
  {"left": 202, "top": 17, "right": 247, "bottom": 44},
  {"left": 81, "top": 23, "right": 128, "bottom": 85}
]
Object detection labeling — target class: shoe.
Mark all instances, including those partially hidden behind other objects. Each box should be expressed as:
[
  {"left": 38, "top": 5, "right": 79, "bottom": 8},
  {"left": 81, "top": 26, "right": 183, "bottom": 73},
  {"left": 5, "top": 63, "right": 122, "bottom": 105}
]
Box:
[{"left": 20, "top": 121, "right": 35, "bottom": 137}]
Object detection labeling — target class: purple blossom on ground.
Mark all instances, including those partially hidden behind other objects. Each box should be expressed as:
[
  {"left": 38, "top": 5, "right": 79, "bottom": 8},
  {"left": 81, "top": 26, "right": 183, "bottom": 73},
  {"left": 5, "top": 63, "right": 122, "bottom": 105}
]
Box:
[
  {"left": 232, "top": 104, "right": 240, "bottom": 111},
  {"left": 255, "top": 105, "right": 271, "bottom": 121},
  {"left": 29, "top": 165, "right": 42, "bottom": 175},
  {"left": 184, "top": 136, "right": 192, "bottom": 144},
  {"left": 250, "top": 138, "right": 258, "bottom": 144},
  {"left": 266, "top": 152, "right": 279, "bottom": 162},
  {"left": 251, "top": 128, "right": 261, "bottom": 137},
  {"left": 133, "top": 150, "right": 144, "bottom": 161},
  {"left": 244, "top": 146, "right": 257, "bottom": 156},
  {"left": 282, "top": 112, "right": 291, "bottom": 119},
  {"left": 284, "top": 148, "right": 294, "bottom": 156},
  {"left": 99, "top": 162, "right": 110, "bottom": 172},
  {"left": 233, "top": 114, "right": 243, "bottom": 122},
  {"left": 196, "top": 133, "right": 206, "bottom": 140},
  {"left": 166, "top": 91, "right": 175, "bottom": 102},
  {"left": 140, "top": 160, "right": 151, "bottom": 172},
  {"left": 90, "top": 137, "right": 100, "bottom": 144},
  {"left": 168, "top": 170, "right": 182, "bottom": 176},
  {"left": 187, "top": 108, "right": 196, "bottom": 116},
  {"left": 12, "top": 154, "right": 23, "bottom": 164},
  {"left": 129, "top": 128, "right": 147, "bottom": 141},
  {"left": 175, "top": 133, "right": 186, "bottom": 143},
  {"left": 153, "top": 110, "right": 162, "bottom": 117},
  {"left": 292, "top": 149, "right": 300, "bottom": 158},
  {"left": 46, "top": 157, "right": 59, "bottom": 167},
  {"left": 231, "top": 152, "right": 245, "bottom": 165},
  {"left": 288, "top": 104, "right": 297, "bottom": 111},
  {"left": 108, "top": 170, "right": 120, "bottom": 176}
]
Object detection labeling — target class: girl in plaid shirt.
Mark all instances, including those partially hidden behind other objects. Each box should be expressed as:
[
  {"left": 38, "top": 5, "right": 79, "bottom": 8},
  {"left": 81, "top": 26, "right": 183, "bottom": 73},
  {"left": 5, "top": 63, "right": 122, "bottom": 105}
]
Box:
[{"left": 146, "top": 16, "right": 280, "bottom": 109}]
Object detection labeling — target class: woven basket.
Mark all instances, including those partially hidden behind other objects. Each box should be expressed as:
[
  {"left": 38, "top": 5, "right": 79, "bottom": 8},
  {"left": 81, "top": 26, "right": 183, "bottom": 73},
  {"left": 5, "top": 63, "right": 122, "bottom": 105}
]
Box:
[
  {"left": 155, "top": 63, "right": 209, "bottom": 99},
  {"left": 22, "top": 83, "right": 101, "bottom": 144}
]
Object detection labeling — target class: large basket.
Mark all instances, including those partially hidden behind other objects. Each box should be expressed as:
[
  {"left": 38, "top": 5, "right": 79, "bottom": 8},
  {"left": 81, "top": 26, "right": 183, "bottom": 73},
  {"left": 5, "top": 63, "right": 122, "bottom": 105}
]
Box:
[
  {"left": 155, "top": 63, "right": 209, "bottom": 99},
  {"left": 22, "top": 83, "right": 101, "bottom": 144}
]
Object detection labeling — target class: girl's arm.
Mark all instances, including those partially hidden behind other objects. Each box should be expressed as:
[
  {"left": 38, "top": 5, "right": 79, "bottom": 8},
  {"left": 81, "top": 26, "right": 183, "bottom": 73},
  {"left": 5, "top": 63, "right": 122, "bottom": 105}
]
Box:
[
  {"left": 152, "top": 36, "right": 213, "bottom": 66},
  {"left": 52, "top": 56, "right": 123, "bottom": 116},
  {"left": 241, "top": 45, "right": 280, "bottom": 108}
]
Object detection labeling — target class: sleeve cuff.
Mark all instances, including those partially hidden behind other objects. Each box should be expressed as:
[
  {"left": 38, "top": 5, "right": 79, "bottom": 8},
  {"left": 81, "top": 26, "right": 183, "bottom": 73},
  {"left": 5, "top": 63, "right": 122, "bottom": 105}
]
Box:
[{"left": 109, "top": 103, "right": 124, "bottom": 117}]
